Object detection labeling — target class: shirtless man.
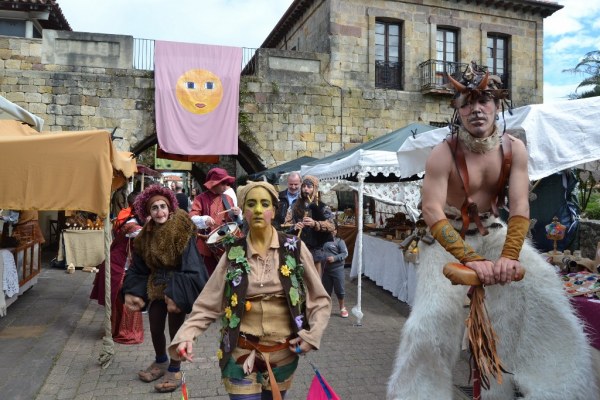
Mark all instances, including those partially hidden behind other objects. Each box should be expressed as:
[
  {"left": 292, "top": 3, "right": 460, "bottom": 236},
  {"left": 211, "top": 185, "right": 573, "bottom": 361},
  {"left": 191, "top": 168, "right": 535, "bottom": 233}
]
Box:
[{"left": 387, "top": 62, "right": 598, "bottom": 400}]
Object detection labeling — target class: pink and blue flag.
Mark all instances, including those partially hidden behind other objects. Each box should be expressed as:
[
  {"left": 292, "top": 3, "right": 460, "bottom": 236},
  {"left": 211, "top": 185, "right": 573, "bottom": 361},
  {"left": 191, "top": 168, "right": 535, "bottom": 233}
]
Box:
[{"left": 154, "top": 40, "right": 242, "bottom": 155}]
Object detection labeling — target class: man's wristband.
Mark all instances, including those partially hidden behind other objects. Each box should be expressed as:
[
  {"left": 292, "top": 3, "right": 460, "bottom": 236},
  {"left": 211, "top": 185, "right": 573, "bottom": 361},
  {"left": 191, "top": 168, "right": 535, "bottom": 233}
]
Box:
[
  {"left": 430, "top": 219, "right": 485, "bottom": 263},
  {"left": 501, "top": 215, "right": 529, "bottom": 260}
]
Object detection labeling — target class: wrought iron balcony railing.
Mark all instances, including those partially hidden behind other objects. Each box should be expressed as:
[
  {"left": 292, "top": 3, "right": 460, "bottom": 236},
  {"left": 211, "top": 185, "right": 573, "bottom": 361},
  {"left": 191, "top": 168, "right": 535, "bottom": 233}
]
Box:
[
  {"left": 418, "top": 59, "right": 468, "bottom": 93},
  {"left": 375, "top": 60, "right": 403, "bottom": 90},
  {"left": 418, "top": 59, "right": 510, "bottom": 94}
]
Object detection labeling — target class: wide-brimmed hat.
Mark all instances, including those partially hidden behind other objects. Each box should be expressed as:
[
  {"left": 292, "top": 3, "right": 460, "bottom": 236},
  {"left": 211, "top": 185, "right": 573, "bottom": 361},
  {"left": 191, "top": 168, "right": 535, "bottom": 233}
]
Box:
[
  {"left": 204, "top": 167, "right": 235, "bottom": 190},
  {"left": 133, "top": 184, "right": 178, "bottom": 221}
]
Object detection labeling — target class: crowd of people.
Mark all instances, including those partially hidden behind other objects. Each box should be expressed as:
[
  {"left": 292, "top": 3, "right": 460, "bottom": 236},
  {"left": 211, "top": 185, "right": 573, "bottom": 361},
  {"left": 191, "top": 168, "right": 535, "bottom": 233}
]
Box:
[
  {"left": 92, "top": 167, "right": 351, "bottom": 397},
  {"left": 89, "top": 64, "right": 599, "bottom": 397}
]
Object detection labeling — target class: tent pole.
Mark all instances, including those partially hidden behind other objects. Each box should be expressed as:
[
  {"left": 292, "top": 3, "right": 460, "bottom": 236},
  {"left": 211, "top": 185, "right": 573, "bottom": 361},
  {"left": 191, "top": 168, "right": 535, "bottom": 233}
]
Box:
[
  {"left": 98, "top": 211, "right": 114, "bottom": 368},
  {"left": 352, "top": 174, "right": 365, "bottom": 326}
]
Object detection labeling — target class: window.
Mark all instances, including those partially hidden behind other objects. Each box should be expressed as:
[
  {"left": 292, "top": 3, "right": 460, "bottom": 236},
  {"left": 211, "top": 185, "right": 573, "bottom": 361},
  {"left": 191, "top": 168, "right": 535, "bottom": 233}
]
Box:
[
  {"left": 0, "top": 19, "right": 26, "bottom": 37},
  {"left": 435, "top": 28, "right": 458, "bottom": 85},
  {"left": 375, "top": 20, "right": 402, "bottom": 89},
  {"left": 487, "top": 34, "right": 509, "bottom": 89}
]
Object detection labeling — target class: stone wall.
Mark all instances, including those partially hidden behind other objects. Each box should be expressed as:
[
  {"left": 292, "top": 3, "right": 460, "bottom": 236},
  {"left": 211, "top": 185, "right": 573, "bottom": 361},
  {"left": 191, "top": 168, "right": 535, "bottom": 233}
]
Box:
[
  {"left": 242, "top": 48, "right": 457, "bottom": 166},
  {"left": 0, "top": 35, "right": 154, "bottom": 153},
  {"left": 280, "top": 0, "right": 330, "bottom": 54},
  {"left": 578, "top": 220, "right": 600, "bottom": 260}
]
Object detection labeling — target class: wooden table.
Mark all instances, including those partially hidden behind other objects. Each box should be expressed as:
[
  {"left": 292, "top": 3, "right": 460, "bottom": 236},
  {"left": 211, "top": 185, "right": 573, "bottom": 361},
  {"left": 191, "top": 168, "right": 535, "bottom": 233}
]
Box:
[{"left": 57, "top": 230, "right": 104, "bottom": 268}]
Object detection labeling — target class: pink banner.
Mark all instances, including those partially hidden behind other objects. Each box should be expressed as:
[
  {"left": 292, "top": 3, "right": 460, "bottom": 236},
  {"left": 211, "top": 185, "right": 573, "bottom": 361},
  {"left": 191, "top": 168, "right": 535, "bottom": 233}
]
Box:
[{"left": 155, "top": 40, "right": 242, "bottom": 155}]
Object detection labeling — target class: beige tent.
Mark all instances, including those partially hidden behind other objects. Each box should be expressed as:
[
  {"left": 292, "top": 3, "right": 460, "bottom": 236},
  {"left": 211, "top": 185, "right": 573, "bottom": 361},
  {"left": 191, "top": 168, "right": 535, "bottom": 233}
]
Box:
[
  {"left": 0, "top": 120, "right": 135, "bottom": 216},
  {"left": 0, "top": 119, "right": 136, "bottom": 367}
]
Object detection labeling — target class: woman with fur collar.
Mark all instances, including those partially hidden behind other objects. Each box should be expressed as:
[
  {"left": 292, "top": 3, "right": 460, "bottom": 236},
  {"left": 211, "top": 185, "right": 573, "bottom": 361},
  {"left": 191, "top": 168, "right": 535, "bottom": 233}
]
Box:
[
  {"left": 121, "top": 184, "right": 208, "bottom": 393},
  {"left": 168, "top": 181, "right": 331, "bottom": 400}
]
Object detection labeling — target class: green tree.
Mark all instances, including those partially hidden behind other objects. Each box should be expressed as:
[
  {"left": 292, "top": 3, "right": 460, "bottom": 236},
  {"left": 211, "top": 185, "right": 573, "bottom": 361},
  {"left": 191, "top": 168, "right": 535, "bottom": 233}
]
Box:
[{"left": 563, "top": 50, "right": 600, "bottom": 99}]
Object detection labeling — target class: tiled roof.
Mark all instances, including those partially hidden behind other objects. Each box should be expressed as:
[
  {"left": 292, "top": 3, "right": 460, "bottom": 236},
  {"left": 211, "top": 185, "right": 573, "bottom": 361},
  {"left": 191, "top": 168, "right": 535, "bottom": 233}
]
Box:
[
  {"left": 0, "top": 0, "right": 71, "bottom": 31},
  {"left": 260, "top": 0, "right": 563, "bottom": 49}
]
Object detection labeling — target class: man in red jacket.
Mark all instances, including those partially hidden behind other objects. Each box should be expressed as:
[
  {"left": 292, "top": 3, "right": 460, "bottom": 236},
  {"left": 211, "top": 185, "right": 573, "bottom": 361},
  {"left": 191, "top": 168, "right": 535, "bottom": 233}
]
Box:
[{"left": 189, "top": 168, "right": 242, "bottom": 275}]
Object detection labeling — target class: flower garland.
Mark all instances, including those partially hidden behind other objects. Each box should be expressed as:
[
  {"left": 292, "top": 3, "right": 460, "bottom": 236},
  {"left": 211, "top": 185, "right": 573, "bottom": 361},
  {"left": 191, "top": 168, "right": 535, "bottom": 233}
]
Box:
[{"left": 216, "top": 234, "right": 307, "bottom": 360}]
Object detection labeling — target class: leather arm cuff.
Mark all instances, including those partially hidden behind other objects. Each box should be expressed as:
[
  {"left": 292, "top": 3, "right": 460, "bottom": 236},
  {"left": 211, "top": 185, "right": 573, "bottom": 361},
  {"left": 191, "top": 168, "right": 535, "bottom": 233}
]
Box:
[
  {"left": 501, "top": 215, "right": 529, "bottom": 260},
  {"left": 430, "top": 219, "right": 485, "bottom": 263}
]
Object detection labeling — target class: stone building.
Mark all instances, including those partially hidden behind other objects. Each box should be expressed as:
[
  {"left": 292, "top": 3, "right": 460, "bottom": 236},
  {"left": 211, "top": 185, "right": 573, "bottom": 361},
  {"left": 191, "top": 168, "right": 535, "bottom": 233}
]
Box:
[
  {"left": 245, "top": 0, "right": 563, "bottom": 166},
  {"left": 0, "top": 0, "right": 563, "bottom": 172}
]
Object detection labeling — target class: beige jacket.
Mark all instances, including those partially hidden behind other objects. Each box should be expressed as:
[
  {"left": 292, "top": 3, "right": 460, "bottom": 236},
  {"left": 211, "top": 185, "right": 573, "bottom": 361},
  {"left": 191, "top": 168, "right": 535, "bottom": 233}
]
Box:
[{"left": 168, "top": 226, "right": 331, "bottom": 359}]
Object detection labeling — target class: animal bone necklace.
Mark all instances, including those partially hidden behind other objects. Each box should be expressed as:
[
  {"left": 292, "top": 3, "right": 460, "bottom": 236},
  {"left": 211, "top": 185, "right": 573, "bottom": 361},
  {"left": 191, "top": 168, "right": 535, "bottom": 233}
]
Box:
[{"left": 458, "top": 126, "right": 500, "bottom": 154}]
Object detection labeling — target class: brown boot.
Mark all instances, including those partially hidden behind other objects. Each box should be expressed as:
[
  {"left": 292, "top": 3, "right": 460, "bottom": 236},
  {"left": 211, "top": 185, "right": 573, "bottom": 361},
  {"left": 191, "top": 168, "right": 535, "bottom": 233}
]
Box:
[
  {"left": 138, "top": 361, "right": 168, "bottom": 382},
  {"left": 154, "top": 370, "right": 182, "bottom": 393}
]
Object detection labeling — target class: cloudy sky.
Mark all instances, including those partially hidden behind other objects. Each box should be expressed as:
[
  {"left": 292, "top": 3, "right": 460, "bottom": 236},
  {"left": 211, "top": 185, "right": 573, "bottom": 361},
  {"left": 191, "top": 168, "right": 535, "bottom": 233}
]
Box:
[{"left": 56, "top": 0, "right": 599, "bottom": 103}]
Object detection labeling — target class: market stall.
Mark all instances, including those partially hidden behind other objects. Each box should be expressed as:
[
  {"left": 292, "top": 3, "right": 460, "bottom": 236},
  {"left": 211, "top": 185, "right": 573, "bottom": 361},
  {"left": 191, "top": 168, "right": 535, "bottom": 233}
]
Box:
[
  {"left": 301, "top": 122, "right": 436, "bottom": 324},
  {"left": 0, "top": 107, "right": 136, "bottom": 368}
]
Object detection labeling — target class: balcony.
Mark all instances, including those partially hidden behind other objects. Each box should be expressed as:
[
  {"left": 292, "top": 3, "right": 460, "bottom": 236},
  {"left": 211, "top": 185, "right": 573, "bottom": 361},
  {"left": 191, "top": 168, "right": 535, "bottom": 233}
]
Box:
[
  {"left": 418, "top": 59, "right": 468, "bottom": 95},
  {"left": 418, "top": 59, "right": 510, "bottom": 96}
]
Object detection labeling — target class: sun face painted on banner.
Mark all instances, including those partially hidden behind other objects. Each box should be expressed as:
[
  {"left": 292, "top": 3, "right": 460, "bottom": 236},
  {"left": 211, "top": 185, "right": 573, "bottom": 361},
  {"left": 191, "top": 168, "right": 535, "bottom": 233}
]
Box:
[{"left": 175, "top": 69, "right": 223, "bottom": 114}]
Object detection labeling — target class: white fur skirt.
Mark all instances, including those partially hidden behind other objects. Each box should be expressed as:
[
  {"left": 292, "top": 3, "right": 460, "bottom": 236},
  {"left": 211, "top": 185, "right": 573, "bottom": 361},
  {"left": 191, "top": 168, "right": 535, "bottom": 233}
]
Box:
[{"left": 387, "top": 218, "right": 599, "bottom": 400}]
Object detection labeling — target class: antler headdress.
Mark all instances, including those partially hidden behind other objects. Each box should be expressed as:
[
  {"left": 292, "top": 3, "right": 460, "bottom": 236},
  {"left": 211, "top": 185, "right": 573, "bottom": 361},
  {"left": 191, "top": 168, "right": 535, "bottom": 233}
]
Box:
[{"left": 447, "top": 61, "right": 511, "bottom": 134}]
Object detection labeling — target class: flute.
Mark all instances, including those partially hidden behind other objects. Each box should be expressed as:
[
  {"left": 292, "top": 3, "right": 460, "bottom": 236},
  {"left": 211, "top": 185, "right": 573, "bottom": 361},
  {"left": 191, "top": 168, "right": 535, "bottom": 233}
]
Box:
[{"left": 296, "top": 195, "right": 313, "bottom": 238}]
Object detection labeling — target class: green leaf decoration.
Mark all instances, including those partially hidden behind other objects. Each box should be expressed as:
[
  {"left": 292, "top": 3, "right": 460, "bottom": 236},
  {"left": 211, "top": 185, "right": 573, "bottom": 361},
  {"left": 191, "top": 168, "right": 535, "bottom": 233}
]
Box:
[
  {"left": 240, "top": 259, "right": 251, "bottom": 273},
  {"left": 285, "top": 254, "right": 297, "bottom": 269},
  {"left": 223, "top": 235, "right": 236, "bottom": 245},
  {"left": 228, "top": 246, "right": 245, "bottom": 260},
  {"left": 291, "top": 274, "right": 299, "bottom": 288},
  {"left": 229, "top": 314, "right": 240, "bottom": 328},
  {"left": 236, "top": 256, "right": 247, "bottom": 265},
  {"left": 225, "top": 268, "right": 242, "bottom": 283},
  {"left": 289, "top": 287, "right": 299, "bottom": 306},
  {"left": 225, "top": 284, "right": 231, "bottom": 298}
]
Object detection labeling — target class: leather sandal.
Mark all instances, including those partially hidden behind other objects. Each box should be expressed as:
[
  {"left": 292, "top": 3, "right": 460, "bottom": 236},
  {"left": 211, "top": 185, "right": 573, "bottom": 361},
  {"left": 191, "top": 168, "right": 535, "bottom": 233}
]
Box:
[
  {"left": 154, "top": 370, "right": 182, "bottom": 393},
  {"left": 138, "top": 361, "right": 168, "bottom": 383}
]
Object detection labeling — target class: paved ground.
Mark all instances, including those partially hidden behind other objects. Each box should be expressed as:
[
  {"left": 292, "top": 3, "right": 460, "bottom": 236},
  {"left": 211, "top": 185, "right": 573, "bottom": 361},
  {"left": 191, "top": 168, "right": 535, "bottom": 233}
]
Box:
[{"left": 1, "top": 249, "right": 473, "bottom": 400}]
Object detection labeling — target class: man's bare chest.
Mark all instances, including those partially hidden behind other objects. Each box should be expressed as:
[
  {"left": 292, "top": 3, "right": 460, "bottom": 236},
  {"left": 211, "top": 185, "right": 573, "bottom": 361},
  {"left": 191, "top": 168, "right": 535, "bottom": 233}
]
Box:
[{"left": 448, "top": 150, "right": 503, "bottom": 198}]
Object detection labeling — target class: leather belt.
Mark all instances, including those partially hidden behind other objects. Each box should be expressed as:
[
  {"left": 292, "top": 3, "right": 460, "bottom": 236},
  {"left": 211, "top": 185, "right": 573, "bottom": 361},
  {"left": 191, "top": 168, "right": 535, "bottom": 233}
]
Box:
[
  {"left": 236, "top": 333, "right": 291, "bottom": 400},
  {"left": 237, "top": 334, "right": 291, "bottom": 353}
]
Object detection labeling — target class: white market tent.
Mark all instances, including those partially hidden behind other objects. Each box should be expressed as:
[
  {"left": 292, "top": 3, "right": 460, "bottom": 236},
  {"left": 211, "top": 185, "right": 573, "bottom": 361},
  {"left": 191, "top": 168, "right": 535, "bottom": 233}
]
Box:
[
  {"left": 301, "top": 122, "right": 436, "bottom": 324},
  {"left": 396, "top": 97, "right": 600, "bottom": 180}
]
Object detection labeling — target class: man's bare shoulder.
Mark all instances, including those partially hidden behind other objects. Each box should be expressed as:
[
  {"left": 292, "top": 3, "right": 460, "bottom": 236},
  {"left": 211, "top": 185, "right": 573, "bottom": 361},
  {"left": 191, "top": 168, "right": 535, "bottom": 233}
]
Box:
[{"left": 505, "top": 133, "right": 528, "bottom": 156}]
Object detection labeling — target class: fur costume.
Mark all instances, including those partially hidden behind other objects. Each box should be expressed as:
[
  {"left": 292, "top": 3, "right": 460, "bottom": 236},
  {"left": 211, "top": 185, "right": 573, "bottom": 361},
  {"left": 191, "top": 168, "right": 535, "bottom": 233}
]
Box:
[
  {"left": 387, "top": 217, "right": 599, "bottom": 400},
  {"left": 134, "top": 209, "right": 196, "bottom": 300}
]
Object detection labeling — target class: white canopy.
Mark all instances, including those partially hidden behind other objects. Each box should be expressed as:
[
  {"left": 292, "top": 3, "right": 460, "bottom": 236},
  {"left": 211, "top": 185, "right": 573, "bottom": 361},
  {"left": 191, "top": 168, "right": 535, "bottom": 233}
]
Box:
[
  {"left": 301, "top": 123, "right": 436, "bottom": 324},
  {"left": 397, "top": 97, "right": 600, "bottom": 180},
  {"left": 302, "top": 149, "right": 404, "bottom": 181}
]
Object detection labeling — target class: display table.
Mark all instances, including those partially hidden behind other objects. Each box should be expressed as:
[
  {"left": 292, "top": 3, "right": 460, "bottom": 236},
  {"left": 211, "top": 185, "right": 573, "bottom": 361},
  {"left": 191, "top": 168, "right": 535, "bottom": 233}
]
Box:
[
  {"left": 57, "top": 230, "right": 104, "bottom": 268},
  {"left": 337, "top": 224, "right": 357, "bottom": 266},
  {"left": 350, "top": 233, "right": 416, "bottom": 306},
  {"left": 1, "top": 244, "right": 41, "bottom": 316},
  {"left": 571, "top": 296, "right": 600, "bottom": 351}
]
